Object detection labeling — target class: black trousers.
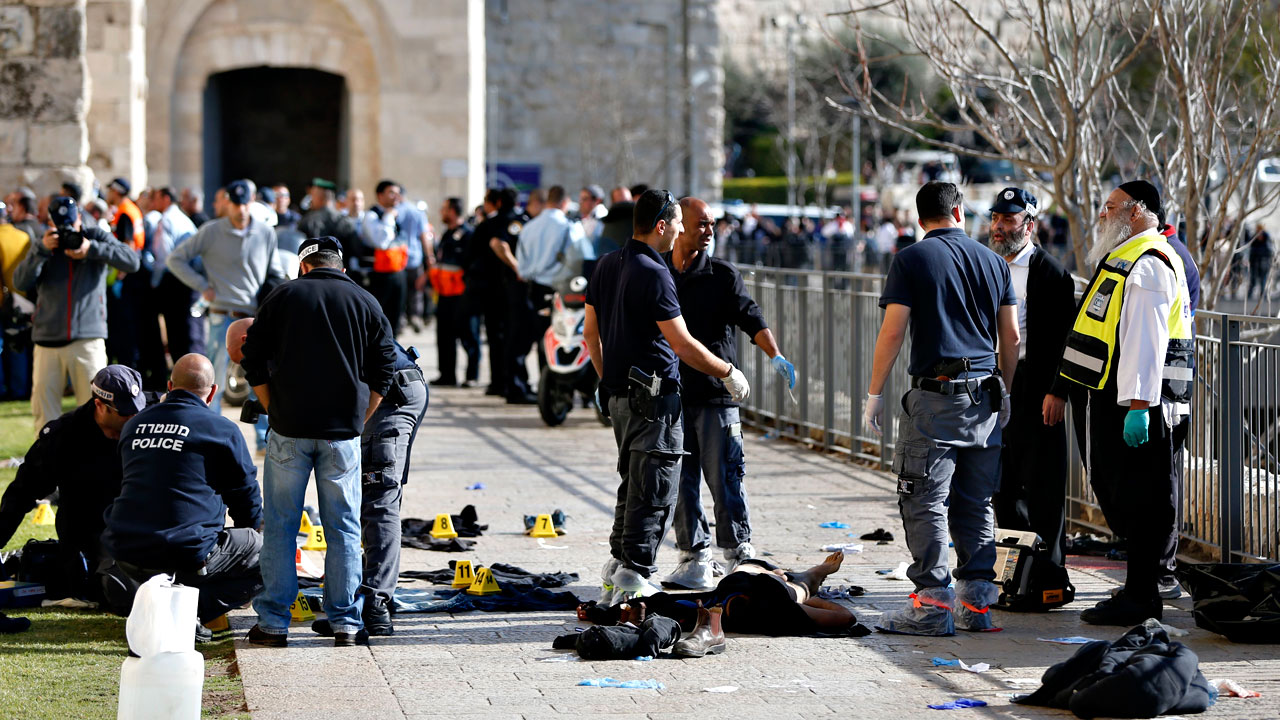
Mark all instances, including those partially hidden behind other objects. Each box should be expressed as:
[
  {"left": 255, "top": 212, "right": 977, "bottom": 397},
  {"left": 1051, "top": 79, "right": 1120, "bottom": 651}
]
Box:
[
  {"left": 434, "top": 295, "right": 480, "bottom": 384},
  {"left": 118, "top": 528, "right": 263, "bottom": 624},
  {"left": 370, "top": 271, "right": 407, "bottom": 333},
  {"left": 1087, "top": 392, "right": 1179, "bottom": 606},
  {"left": 477, "top": 287, "right": 508, "bottom": 392},
  {"left": 156, "top": 273, "right": 205, "bottom": 358},
  {"left": 994, "top": 363, "right": 1069, "bottom": 572},
  {"left": 502, "top": 279, "right": 533, "bottom": 397}
]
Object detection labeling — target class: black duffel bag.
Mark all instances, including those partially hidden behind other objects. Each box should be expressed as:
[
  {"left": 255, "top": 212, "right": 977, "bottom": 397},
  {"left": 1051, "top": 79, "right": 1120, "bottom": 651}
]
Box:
[{"left": 1177, "top": 562, "right": 1280, "bottom": 643}]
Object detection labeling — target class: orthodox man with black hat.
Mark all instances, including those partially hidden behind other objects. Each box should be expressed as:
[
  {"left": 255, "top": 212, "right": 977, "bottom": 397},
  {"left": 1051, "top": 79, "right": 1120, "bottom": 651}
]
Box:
[
  {"left": 987, "top": 188, "right": 1080, "bottom": 610},
  {"left": 1058, "top": 180, "right": 1194, "bottom": 626}
]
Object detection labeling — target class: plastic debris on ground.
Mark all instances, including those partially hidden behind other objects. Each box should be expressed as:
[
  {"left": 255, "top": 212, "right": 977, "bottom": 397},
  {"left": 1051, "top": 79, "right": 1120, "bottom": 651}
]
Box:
[
  {"left": 1143, "top": 617, "right": 1189, "bottom": 637},
  {"left": 1003, "top": 678, "right": 1041, "bottom": 687},
  {"left": 632, "top": 656, "right": 653, "bottom": 662},
  {"left": 1037, "top": 636, "right": 1098, "bottom": 644},
  {"left": 1211, "top": 679, "right": 1261, "bottom": 698},
  {"left": 928, "top": 699, "right": 987, "bottom": 710},
  {"left": 465, "top": 482, "right": 485, "bottom": 490},
  {"left": 538, "top": 655, "right": 582, "bottom": 662},
  {"left": 703, "top": 686, "right": 738, "bottom": 693},
  {"left": 820, "top": 543, "right": 864, "bottom": 553},
  {"left": 876, "top": 561, "right": 911, "bottom": 580},
  {"left": 577, "top": 678, "right": 664, "bottom": 689},
  {"left": 817, "top": 585, "right": 865, "bottom": 600},
  {"left": 819, "top": 521, "right": 851, "bottom": 529},
  {"left": 537, "top": 538, "right": 568, "bottom": 550},
  {"left": 930, "top": 657, "right": 989, "bottom": 673},
  {"left": 41, "top": 597, "right": 98, "bottom": 609}
]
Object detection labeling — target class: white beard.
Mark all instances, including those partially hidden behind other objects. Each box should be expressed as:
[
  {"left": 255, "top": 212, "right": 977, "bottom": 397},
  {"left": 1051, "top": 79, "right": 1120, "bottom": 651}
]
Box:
[{"left": 1086, "top": 216, "right": 1134, "bottom": 269}]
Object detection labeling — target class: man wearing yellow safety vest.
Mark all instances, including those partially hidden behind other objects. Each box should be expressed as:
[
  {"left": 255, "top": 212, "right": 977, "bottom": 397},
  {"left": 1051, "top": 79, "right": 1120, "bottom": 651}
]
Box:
[{"left": 1058, "top": 180, "right": 1193, "bottom": 626}]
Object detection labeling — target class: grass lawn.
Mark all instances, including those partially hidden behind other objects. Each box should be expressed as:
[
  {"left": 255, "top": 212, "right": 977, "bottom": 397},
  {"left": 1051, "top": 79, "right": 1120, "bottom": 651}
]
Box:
[{"left": 0, "top": 399, "right": 249, "bottom": 719}]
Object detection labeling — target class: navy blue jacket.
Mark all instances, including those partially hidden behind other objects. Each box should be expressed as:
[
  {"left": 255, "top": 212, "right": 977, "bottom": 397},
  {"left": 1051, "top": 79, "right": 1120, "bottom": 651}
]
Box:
[{"left": 103, "top": 390, "right": 261, "bottom": 570}]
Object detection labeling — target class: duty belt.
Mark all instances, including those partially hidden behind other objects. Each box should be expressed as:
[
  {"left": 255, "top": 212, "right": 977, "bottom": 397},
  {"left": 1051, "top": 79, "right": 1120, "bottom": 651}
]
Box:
[{"left": 911, "top": 375, "right": 992, "bottom": 395}]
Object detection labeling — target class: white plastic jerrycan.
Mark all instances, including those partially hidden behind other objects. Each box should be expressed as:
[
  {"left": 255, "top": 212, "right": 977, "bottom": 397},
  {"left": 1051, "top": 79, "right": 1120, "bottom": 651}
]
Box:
[
  {"left": 118, "top": 574, "right": 203, "bottom": 719},
  {"left": 118, "top": 651, "right": 204, "bottom": 720}
]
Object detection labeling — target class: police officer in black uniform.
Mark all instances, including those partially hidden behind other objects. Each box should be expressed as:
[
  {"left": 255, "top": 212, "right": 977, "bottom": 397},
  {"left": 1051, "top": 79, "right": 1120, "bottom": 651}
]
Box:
[
  {"left": 470, "top": 188, "right": 529, "bottom": 400},
  {"left": 0, "top": 366, "right": 148, "bottom": 602},
  {"left": 102, "top": 354, "right": 262, "bottom": 635},
  {"left": 431, "top": 197, "right": 481, "bottom": 387},
  {"left": 584, "top": 189, "right": 751, "bottom": 603}
]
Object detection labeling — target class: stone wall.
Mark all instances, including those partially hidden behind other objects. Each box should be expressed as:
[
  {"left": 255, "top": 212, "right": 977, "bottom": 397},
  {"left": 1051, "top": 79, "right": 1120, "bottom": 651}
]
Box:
[
  {"left": 485, "top": 0, "right": 723, "bottom": 200},
  {"left": 0, "top": 0, "right": 93, "bottom": 194},
  {"left": 85, "top": 0, "right": 146, "bottom": 189}
]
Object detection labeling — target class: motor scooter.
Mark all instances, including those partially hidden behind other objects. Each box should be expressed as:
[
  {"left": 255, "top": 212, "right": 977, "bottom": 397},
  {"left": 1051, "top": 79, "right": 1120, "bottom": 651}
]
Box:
[{"left": 538, "top": 276, "right": 609, "bottom": 427}]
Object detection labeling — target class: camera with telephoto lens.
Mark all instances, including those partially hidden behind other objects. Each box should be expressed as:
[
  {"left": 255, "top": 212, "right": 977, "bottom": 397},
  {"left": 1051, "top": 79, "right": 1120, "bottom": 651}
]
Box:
[
  {"left": 55, "top": 226, "right": 83, "bottom": 252},
  {"left": 240, "top": 397, "right": 265, "bottom": 424}
]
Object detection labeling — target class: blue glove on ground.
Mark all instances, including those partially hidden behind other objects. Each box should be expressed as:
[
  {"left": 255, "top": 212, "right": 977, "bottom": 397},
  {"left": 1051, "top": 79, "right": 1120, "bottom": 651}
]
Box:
[
  {"left": 771, "top": 355, "right": 796, "bottom": 389},
  {"left": 1123, "top": 408, "right": 1150, "bottom": 447}
]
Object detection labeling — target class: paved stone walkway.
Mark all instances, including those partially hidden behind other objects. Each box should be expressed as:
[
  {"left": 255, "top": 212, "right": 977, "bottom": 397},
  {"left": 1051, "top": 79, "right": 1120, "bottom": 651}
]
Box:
[{"left": 231, "top": 330, "right": 1280, "bottom": 719}]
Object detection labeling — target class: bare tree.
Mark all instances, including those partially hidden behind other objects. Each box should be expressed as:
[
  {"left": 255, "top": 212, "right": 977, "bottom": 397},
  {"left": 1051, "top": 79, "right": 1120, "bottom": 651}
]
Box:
[
  {"left": 830, "top": 0, "right": 1155, "bottom": 270},
  {"left": 1110, "top": 0, "right": 1280, "bottom": 310}
]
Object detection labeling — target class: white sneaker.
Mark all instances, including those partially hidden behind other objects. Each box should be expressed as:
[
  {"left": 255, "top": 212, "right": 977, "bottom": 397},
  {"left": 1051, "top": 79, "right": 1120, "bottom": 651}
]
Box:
[
  {"left": 611, "top": 567, "right": 663, "bottom": 601},
  {"left": 662, "top": 548, "right": 716, "bottom": 590},
  {"left": 722, "top": 542, "right": 756, "bottom": 572}
]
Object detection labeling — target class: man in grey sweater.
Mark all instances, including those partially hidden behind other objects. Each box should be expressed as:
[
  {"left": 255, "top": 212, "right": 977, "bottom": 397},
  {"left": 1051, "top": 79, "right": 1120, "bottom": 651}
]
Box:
[{"left": 167, "top": 180, "right": 283, "bottom": 416}]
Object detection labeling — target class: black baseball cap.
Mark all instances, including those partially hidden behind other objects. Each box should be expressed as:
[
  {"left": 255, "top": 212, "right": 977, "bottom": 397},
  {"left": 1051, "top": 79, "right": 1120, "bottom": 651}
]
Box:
[
  {"left": 224, "top": 180, "right": 252, "bottom": 206},
  {"left": 49, "top": 196, "right": 78, "bottom": 226},
  {"left": 298, "top": 236, "right": 343, "bottom": 263},
  {"left": 108, "top": 177, "right": 131, "bottom": 196},
  {"left": 990, "top": 187, "right": 1038, "bottom": 217},
  {"left": 91, "top": 365, "right": 146, "bottom": 415}
]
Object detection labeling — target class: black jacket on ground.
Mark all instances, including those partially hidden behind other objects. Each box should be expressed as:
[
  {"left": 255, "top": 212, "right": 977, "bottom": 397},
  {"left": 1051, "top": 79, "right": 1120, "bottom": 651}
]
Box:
[
  {"left": 102, "top": 390, "right": 261, "bottom": 570},
  {"left": 241, "top": 267, "right": 397, "bottom": 439},
  {"left": 663, "top": 249, "right": 769, "bottom": 407},
  {"left": 1014, "top": 623, "right": 1214, "bottom": 718},
  {"left": 0, "top": 402, "right": 124, "bottom": 560}
]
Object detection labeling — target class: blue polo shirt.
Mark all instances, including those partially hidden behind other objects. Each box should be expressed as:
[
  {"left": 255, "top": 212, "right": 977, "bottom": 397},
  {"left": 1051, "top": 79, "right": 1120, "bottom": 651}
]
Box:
[
  {"left": 880, "top": 227, "right": 1015, "bottom": 377},
  {"left": 586, "top": 239, "right": 682, "bottom": 393}
]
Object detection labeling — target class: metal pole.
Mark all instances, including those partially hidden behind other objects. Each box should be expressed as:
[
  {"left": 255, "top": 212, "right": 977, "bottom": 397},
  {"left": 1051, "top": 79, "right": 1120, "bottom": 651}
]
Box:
[
  {"left": 786, "top": 24, "right": 796, "bottom": 219},
  {"left": 1219, "top": 316, "right": 1244, "bottom": 560},
  {"left": 851, "top": 114, "right": 861, "bottom": 232}
]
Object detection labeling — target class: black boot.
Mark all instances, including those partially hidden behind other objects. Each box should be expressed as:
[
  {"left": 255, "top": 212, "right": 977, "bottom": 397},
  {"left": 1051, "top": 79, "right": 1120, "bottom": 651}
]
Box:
[{"left": 364, "top": 596, "right": 394, "bottom": 636}]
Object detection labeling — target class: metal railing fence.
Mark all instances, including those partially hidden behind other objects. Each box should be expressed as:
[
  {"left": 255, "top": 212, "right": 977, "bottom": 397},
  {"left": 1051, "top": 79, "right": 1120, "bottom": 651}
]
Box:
[{"left": 735, "top": 265, "right": 1280, "bottom": 562}]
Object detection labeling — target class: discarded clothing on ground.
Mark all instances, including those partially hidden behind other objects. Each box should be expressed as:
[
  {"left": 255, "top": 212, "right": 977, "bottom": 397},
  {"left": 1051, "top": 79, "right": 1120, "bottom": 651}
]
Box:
[
  {"left": 1178, "top": 562, "right": 1280, "bottom": 643},
  {"left": 401, "top": 561, "right": 577, "bottom": 590},
  {"left": 1014, "top": 622, "right": 1214, "bottom": 718},
  {"left": 402, "top": 505, "right": 488, "bottom": 539},
  {"left": 1065, "top": 534, "right": 1127, "bottom": 559},
  {"left": 302, "top": 584, "right": 580, "bottom": 613},
  {"left": 400, "top": 536, "right": 475, "bottom": 552},
  {"left": 553, "top": 616, "right": 682, "bottom": 660},
  {"left": 860, "top": 528, "right": 894, "bottom": 543}
]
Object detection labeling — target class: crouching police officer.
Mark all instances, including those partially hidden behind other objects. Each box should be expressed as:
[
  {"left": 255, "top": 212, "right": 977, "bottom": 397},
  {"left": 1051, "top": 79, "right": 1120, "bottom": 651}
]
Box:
[
  {"left": 102, "top": 354, "right": 262, "bottom": 641},
  {"left": 584, "top": 189, "right": 750, "bottom": 603},
  {"left": 0, "top": 365, "right": 148, "bottom": 603}
]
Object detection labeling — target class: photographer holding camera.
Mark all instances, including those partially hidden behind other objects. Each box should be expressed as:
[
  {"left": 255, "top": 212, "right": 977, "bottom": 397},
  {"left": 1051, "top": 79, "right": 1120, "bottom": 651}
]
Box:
[{"left": 14, "top": 196, "right": 140, "bottom": 432}]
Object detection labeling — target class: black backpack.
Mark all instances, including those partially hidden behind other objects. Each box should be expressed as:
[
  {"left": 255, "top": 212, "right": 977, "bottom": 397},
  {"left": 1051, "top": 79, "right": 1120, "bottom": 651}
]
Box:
[{"left": 993, "top": 528, "right": 1075, "bottom": 612}]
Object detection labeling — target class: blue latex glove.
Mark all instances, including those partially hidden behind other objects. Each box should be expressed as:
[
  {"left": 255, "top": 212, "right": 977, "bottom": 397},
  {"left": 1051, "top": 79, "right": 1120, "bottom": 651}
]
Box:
[
  {"left": 771, "top": 354, "right": 796, "bottom": 389},
  {"left": 1123, "top": 408, "right": 1150, "bottom": 447}
]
